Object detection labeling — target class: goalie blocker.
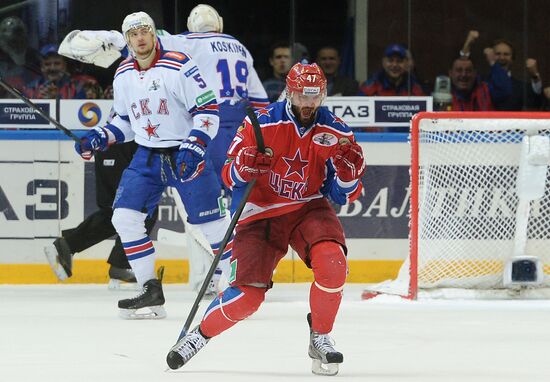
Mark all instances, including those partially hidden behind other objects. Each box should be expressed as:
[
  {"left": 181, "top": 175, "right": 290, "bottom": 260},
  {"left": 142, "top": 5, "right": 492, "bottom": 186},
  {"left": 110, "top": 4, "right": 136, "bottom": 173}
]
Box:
[{"left": 58, "top": 30, "right": 127, "bottom": 68}]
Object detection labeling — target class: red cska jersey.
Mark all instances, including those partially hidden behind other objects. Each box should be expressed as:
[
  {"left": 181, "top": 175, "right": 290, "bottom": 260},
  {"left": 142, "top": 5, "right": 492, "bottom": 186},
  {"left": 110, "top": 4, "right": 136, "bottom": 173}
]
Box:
[{"left": 222, "top": 100, "right": 363, "bottom": 224}]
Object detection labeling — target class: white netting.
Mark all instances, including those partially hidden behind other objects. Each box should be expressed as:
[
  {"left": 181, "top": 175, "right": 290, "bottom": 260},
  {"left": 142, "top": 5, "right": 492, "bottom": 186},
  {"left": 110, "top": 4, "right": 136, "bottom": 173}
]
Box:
[{"left": 415, "top": 118, "right": 550, "bottom": 290}]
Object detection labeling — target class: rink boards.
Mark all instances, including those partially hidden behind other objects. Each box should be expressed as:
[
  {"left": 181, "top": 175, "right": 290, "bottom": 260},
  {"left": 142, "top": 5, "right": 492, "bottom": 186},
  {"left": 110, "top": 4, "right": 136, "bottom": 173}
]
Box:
[{"left": 0, "top": 130, "right": 410, "bottom": 284}]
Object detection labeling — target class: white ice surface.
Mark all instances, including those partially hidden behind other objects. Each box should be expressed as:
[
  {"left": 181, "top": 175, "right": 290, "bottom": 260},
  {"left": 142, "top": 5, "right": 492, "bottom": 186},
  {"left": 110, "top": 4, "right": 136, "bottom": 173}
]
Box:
[{"left": 1, "top": 283, "right": 550, "bottom": 382}]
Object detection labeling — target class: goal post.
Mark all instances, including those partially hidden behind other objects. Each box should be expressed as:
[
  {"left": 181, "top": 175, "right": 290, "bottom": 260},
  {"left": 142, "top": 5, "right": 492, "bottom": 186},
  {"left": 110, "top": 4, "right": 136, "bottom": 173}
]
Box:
[{"left": 363, "top": 112, "right": 550, "bottom": 299}]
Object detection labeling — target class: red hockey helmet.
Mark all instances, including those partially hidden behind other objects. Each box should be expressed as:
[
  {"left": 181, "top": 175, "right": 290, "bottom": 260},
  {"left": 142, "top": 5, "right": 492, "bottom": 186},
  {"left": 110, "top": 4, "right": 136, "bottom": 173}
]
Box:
[{"left": 286, "top": 62, "right": 327, "bottom": 97}]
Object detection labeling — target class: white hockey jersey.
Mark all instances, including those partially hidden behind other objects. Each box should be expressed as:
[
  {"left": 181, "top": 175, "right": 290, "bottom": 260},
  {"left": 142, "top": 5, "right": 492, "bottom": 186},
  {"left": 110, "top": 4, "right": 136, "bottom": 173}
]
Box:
[
  {"left": 158, "top": 32, "right": 268, "bottom": 109},
  {"left": 107, "top": 49, "right": 219, "bottom": 148}
]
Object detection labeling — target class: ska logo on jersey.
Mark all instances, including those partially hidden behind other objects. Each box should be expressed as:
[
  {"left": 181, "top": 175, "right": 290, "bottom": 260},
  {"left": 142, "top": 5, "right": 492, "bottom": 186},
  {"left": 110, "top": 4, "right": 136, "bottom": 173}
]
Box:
[
  {"left": 148, "top": 79, "right": 161, "bottom": 91},
  {"left": 143, "top": 119, "right": 160, "bottom": 139},
  {"left": 312, "top": 132, "right": 338, "bottom": 147}
]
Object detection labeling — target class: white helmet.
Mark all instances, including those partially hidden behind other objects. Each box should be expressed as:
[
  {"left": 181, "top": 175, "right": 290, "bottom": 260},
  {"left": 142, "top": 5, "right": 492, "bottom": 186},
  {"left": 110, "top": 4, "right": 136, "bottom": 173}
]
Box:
[
  {"left": 187, "top": 4, "right": 223, "bottom": 33},
  {"left": 121, "top": 11, "right": 157, "bottom": 54}
]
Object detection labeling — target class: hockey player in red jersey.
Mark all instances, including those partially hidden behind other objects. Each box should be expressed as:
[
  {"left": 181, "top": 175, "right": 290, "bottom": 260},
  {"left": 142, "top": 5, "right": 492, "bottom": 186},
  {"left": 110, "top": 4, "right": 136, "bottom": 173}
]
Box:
[{"left": 166, "top": 63, "right": 365, "bottom": 376}]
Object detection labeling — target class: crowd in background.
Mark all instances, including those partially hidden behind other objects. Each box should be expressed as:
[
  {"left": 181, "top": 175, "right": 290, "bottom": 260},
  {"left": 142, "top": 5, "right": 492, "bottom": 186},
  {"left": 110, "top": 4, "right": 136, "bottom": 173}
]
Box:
[{"left": 2, "top": 14, "right": 549, "bottom": 128}]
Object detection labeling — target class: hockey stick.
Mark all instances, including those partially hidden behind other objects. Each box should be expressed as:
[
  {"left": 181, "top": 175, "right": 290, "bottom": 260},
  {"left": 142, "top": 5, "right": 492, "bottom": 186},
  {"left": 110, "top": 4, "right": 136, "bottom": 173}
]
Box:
[
  {"left": 0, "top": 77, "right": 81, "bottom": 143},
  {"left": 176, "top": 106, "right": 265, "bottom": 340}
]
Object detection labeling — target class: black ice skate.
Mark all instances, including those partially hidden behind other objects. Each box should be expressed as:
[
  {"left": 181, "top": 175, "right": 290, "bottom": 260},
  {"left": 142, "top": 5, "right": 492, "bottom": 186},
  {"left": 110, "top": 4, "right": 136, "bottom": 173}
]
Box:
[
  {"left": 307, "top": 313, "right": 343, "bottom": 376},
  {"left": 166, "top": 325, "right": 209, "bottom": 370},
  {"left": 107, "top": 265, "right": 138, "bottom": 290},
  {"left": 44, "top": 237, "right": 73, "bottom": 281},
  {"left": 118, "top": 278, "right": 166, "bottom": 319}
]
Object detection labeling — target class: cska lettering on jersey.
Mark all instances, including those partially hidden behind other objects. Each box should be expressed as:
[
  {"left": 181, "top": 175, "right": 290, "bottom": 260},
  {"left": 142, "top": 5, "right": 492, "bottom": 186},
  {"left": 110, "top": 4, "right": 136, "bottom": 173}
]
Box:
[
  {"left": 268, "top": 172, "right": 307, "bottom": 200},
  {"left": 268, "top": 149, "right": 310, "bottom": 200}
]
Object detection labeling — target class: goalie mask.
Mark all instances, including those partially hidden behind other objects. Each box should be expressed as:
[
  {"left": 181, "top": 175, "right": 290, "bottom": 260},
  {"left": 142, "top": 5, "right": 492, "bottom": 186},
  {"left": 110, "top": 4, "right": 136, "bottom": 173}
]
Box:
[
  {"left": 187, "top": 4, "right": 223, "bottom": 33},
  {"left": 286, "top": 63, "right": 327, "bottom": 123},
  {"left": 0, "top": 16, "right": 28, "bottom": 65},
  {"left": 121, "top": 11, "right": 157, "bottom": 58}
]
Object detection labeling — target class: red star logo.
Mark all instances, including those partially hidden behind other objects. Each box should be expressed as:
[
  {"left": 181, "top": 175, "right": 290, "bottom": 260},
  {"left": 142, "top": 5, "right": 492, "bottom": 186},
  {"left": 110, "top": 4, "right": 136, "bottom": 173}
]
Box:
[
  {"left": 143, "top": 119, "right": 159, "bottom": 138},
  {"left": 283, "top": 149, "right": 308, "bottom": 179},
  {"left": 332, "top": 115, "right": 346, "bottom": 127},
  {"left": 201, "top": 118, "right": 213, "bottom": 130},
  {"left": 257, "top": 108, "right": 272, "bottom": 117}
]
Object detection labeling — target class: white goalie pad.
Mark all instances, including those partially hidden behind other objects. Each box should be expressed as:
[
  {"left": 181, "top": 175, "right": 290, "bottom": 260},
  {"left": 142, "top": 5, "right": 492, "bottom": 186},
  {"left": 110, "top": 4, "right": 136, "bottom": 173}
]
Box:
[
  {"left": 159, "top": 188, "right": 217, "bottom": 292},
  {"left": 58, "top": 30, "right": 126, "bottom": 68}
]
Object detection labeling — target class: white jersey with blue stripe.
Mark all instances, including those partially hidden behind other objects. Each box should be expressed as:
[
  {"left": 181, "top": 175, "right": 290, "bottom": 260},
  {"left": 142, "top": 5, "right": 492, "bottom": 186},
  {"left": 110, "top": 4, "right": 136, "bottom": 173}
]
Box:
[
  {"left": 108, "top": 49, "right": 219, "bottom": 148},
  {"left": 158, "top": 32, "right": 269, "bottom": 109}
]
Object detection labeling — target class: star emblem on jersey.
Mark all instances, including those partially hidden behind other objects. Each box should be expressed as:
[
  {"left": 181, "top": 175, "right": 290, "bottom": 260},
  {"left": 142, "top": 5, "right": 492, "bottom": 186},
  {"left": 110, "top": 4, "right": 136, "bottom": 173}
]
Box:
[
  {"left": 283, "top": 149, "right": 308, "bottom": 179},
  {"left": 143, "top": 119, "right": 160, "bottom": 138},
  {"left": 257, "top": 108, "right": 273, "bottom": 118},
  {"left": 332, "top": 115, "right": 346, "bottom": 127},
  {"left": 200, "top": 118, "right": 213, "bottom": 130}
]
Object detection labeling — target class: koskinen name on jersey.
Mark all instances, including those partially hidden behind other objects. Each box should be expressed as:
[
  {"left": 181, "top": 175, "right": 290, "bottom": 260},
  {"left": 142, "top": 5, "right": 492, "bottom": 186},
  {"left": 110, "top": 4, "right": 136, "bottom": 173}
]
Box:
[{"left": 209, "top": 41, "right": 247, "bottom": 58}]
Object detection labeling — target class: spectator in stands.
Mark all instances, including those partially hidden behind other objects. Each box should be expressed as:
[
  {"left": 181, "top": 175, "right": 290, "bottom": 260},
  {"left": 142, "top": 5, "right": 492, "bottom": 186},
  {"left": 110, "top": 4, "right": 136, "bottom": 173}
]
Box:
[
  {"left": 541, "top": 87, "right": 550, "bottom": 111},
  {"left": 262, "top": 42, "right": 292, "bottom": 102},
  {"left": 485, "top": 39, "right": 542, "bottom": 110},
  {"left": 405, "top": 48, "right": 430, "bottom": 94},
  {"left": 292, "top": 42, "right": 310, "bottom": 64},
  {"left": 24, "top": 44, "right": 92, "bottom": 99},
  {"left": 358, "top": 43, "right": 425, "bottom": 96},
  {"left": 315, "top": 46, "right": 358, "bottom": 96},
  {"left": 448, "top": 57, "right": 494, "bottom": 111},
  {"left": 0, "top": 16, "right": 41, "bottom": 97},
  {"left": 103, "top": 84, "right": 114, "bottom": 99},
  {"left": 83, "top": 80, "right": 103, "bottom": 99},
  {"left": 460, "top": 31, "right": 540, "bottom": 110}
]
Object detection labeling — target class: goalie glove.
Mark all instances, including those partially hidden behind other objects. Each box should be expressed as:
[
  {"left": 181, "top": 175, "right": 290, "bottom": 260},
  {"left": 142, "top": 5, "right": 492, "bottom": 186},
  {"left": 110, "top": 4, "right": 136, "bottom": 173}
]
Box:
[
  {"left": 332, "top": 142, "right": 366, "bottom": 182},
  {"left": 177, "top": 136, "right": 207, "bottom": 182},
  {"left": 75, "top": 127, "right": 111, "bottom": 160},
  {"left": 58, "top": 30, "right": 126, "bottom": 68},
  {"left": 234, "top": 146, "right": 273, "bottom": 182}
]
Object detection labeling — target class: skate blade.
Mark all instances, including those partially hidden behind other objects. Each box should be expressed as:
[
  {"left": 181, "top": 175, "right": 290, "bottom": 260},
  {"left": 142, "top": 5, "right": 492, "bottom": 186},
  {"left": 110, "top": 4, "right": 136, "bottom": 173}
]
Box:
[
  {"left": 311, "top": 359, "right": 339, "bottom": 376},
  {"left": 44, "top": 246, "right": 68, "bottom": 281},
  {"left": 108, "top": 279, "right": 140, "bottom": 291},
  {"left": 118, "top": 305, "right": 167, "bottom": 320}
]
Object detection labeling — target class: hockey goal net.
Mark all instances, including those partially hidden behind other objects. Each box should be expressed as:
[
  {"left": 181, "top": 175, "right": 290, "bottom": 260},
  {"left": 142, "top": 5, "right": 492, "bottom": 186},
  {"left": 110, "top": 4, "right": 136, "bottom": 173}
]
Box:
[{"left": 363, "top": 112, "right": 550, "bottom": 299}]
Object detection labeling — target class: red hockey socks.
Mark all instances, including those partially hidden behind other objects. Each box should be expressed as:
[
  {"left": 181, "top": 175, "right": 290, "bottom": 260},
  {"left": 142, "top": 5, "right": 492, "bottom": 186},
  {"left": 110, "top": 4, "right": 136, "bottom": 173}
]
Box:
[
  {"left": 200, "top": 285, "right": 265, "bottom": 338},
  {"left": 309, "top": 241, "right": 347, "bottom": 334}
]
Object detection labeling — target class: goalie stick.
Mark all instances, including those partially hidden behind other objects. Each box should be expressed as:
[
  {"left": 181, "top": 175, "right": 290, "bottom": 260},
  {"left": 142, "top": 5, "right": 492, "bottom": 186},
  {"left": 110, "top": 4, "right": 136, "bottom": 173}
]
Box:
[
  {"left": 0, "top": 77, "right": 81, "bottom": 143},
  {"left": 175, "top": 106, "right": 265, "bottom": 341}
]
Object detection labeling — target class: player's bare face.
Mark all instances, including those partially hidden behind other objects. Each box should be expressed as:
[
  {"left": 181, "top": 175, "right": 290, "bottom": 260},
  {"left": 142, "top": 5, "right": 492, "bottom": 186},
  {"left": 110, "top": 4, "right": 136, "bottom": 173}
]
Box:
[
  {"left": 291, "top": 92, "right": 323, "bottom": 125},
  {"left": 128, "top": 27, "right": 155, "bottom": 59}
]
